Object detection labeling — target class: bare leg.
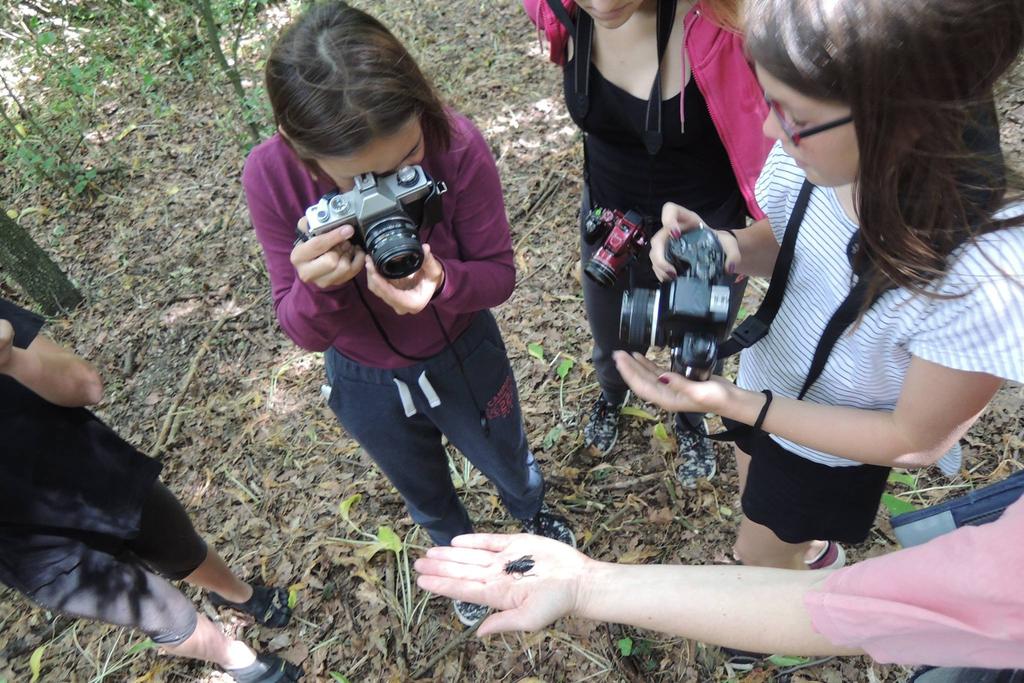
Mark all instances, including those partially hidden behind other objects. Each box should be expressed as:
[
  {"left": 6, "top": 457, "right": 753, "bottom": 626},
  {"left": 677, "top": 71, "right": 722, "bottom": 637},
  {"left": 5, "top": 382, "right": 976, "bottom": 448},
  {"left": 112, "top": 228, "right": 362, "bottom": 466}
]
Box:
[
  {"left": 733, "top": 445, "right": 828, "bottom": 566},
  {"left": 183, "top": 548, "right": 252, "bottom": 603},
  {"left": 734, "top": 516, "right": 811, "bottom": 569},
  {"left": 163, "top": 614, "right": 256, "bottom": 670}
]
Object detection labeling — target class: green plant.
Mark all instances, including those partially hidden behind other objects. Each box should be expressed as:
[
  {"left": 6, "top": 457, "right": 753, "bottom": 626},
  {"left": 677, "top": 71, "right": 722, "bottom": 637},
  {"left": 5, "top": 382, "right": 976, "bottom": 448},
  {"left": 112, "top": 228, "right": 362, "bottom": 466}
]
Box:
[{"left": 330, "top": 494, "right": 430, "bottom": 638}]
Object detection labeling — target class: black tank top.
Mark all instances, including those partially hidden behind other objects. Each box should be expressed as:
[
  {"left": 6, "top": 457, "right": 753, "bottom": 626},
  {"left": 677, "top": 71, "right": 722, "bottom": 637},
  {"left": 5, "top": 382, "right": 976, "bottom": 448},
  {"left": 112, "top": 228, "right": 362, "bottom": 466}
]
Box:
[{"left": 564, "top": 55, "right": 742, "bottom": 223}]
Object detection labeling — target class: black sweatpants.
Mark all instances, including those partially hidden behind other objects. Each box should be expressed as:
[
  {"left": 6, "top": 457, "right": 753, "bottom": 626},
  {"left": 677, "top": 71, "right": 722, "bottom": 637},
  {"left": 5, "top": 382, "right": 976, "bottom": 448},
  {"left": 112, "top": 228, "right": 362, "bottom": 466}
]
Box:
[{"left": 325, "top": 310, "right": 544, "bottom": 546}]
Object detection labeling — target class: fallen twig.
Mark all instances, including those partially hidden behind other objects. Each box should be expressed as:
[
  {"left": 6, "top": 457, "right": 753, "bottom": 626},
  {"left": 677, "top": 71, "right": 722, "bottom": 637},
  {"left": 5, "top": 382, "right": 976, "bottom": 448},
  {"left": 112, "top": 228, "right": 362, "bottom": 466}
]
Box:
[
  {"left": 151, "top": 316, "right": 229, "bottom": 457},
  {"left": 593, "top": 471, "right": 666, "bottom": 491},
  {"left": 582, "top": 483, "right": 659, "bottom": 551},
  {"left": 411, "top": 608, "right": 490, "bottom": 678},
  {"left": 512, "top": 173, "right": 567, "bottom": 254}
]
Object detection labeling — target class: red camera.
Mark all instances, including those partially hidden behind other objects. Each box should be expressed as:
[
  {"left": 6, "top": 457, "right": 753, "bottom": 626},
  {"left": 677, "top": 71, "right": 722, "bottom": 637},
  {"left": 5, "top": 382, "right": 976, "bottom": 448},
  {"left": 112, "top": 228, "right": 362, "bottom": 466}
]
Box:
[{"left": 583, "top": 207, "right": 647, "bottom": 287}]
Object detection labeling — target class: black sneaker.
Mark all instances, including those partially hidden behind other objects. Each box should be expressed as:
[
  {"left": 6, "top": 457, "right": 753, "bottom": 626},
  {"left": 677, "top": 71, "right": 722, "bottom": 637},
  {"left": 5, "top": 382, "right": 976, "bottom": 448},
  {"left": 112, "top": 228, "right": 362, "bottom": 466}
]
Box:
[
  {"left": 210, "top": 585, "right": 292, "bottom": 628},
  {"left": 675, "top": 419, "right": 716, "bottom": 489},
  {"left": 225, "top": 653, "right": 303, "bottom": 682},
  {"left": 522, "top": 505, "right": 576, "bottom": 548},
  {"left": 583, "top": 392, "right": 628, "bottom": 456},
  {"left": 453, "top": 599, "right": 489, "bottom": 627},
  {"left": 721, "top": 647, "right": 766, "bottom": 672}
]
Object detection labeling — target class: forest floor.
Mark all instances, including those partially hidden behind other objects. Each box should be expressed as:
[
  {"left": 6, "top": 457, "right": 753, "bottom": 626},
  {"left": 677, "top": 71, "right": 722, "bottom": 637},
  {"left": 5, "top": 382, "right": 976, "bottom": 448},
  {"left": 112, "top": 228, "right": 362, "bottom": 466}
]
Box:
[{"left": 1, "top": 1, "right": 1022, "bottom": 681}]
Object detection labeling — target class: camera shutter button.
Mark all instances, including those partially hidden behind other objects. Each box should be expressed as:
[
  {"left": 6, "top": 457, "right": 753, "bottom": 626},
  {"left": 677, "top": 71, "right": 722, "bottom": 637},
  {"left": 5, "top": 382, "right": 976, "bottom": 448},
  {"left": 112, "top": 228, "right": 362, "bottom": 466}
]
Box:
[{"left": 328, "top": 195, "right": 350, "bottom": 214}]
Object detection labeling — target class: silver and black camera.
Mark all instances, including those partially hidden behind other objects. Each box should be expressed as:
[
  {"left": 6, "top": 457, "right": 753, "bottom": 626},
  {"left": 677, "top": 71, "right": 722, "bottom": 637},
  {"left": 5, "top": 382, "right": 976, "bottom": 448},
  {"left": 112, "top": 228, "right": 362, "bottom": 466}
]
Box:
[
  {"left": 301, "top": 165, "right": 447, "bottom": 279},
  {"left": 619, "top": 228, "right": 732, "bottom": 381}
]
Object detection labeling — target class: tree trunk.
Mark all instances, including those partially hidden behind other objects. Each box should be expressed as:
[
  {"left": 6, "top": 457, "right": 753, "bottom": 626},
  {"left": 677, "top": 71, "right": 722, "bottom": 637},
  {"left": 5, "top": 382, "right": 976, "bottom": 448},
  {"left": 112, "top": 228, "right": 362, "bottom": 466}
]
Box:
[
  {"left": 191, "top": 0, "right": 262, "bottom": 145},
  {"left": 0, "top": 210, "right": 83, "bottom": 314}
]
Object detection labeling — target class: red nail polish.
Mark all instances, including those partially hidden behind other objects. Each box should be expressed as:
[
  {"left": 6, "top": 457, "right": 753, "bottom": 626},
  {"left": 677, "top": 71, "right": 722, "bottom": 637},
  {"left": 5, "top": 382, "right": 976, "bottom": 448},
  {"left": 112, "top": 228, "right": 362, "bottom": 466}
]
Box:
[
  {"left": 658, "top": 375, "right": 671, "bottom": 384},
  {"left": 670, "top": 228, "right": 681, "bottom": 238}
]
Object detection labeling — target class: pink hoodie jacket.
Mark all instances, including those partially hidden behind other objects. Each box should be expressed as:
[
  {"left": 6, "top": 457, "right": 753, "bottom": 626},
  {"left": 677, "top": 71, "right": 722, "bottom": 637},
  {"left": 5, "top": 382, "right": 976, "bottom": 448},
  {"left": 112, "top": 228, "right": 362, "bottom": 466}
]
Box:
[
  {"left": 522, "top": 0, "right": 770, "bottom": 220},
  {"left": 806, "top": 495, "right": 1024, "bottom": 668}
]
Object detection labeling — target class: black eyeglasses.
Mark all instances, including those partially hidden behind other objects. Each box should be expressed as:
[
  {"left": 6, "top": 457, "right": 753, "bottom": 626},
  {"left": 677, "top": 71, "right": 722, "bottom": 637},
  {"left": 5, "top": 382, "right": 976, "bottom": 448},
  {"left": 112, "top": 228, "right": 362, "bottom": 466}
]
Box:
[{"left": 764, "top": 94, "right": 853, "bottom": 146}]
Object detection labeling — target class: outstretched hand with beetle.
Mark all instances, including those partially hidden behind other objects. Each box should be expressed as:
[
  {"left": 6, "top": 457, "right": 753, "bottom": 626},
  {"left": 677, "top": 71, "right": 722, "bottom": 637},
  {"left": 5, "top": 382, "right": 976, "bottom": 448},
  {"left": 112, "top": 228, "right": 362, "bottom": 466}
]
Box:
[{"left": 415, "top": 534, "right": 588, "bottom": 635}]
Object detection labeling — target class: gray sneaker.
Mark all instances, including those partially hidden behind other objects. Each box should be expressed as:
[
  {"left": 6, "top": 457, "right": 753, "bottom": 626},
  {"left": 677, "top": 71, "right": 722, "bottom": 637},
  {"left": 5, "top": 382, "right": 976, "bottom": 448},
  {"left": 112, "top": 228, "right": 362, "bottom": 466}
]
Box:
[
  {"left": 453, "top": 599, "right": 489, "bottom": 627},
  {"left": 522, "top": 505, "right": 576, "bottom": 548},
  {"left": 583, "top": 393, "right": 628, "bottom": 456},
  {"left": 675, "top": 419, "right": 716, "bottom": 489}
]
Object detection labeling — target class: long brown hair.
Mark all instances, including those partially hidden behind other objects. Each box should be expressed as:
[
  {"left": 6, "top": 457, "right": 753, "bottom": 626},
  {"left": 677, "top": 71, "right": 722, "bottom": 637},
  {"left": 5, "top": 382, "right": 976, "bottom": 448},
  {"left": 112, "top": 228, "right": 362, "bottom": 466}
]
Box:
[
  {"left": 746, "top": 0, "right": 1023, "bottom": 305},
  {"left": 265, "top": 2, "right": 451, "bottom": 161},
  {"left": 699, "top": 0, "right": 744, "bottom": 32}
]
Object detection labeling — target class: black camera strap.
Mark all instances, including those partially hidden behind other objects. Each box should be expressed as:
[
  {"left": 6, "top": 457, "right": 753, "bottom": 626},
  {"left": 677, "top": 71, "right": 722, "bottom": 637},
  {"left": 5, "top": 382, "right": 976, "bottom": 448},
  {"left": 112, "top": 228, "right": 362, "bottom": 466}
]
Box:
[
  {"left": 690, "top": 184, "right": 886, "bottom": 442},
  {"left": 545, "top": 0, "right": 592, "bottom": 119},
  {"left": 547, "top": 0, "right": 674, "bottom": 157},
  {"left": 718, "top": 179, "right": 813, "bottom": 359}
]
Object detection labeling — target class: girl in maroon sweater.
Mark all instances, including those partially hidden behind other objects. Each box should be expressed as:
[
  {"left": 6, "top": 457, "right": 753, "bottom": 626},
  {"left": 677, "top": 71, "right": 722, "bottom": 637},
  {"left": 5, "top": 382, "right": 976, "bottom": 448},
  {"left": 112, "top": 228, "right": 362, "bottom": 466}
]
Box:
[{"left": 245, "top": 2, "right": 575, "bottom": 627}]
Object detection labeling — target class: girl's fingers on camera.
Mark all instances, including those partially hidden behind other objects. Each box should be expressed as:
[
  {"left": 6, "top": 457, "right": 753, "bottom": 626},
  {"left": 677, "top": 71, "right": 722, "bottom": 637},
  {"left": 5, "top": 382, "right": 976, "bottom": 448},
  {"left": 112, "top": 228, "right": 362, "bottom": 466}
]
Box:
[
  {"left": 660, "top": 202, "right": 704, "bottom": 233},
  {"left": 714, "top": 230, "right": 741, "bottom": 273},
  {"left": 290, "top": 224, "right": 355, "bottom": 267},
  {"left": 649, "top": 226, "right": 678, "bottom": 282},
  {"left": 317, "top": 249, "right": 366, "bottom": 286}
]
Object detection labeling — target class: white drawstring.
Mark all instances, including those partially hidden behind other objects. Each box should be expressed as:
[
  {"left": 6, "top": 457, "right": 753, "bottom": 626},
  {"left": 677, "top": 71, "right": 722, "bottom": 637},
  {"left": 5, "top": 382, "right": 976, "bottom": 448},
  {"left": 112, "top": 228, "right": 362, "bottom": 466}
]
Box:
[
  {"left": 417, "top": 371, "right": 442, "bottom": 408},
  {"left": 326, "top": 374, "right": 442, "bottom": 418},
  {"left": 393, "top": 378, "right": 417, "bottom": 417}
]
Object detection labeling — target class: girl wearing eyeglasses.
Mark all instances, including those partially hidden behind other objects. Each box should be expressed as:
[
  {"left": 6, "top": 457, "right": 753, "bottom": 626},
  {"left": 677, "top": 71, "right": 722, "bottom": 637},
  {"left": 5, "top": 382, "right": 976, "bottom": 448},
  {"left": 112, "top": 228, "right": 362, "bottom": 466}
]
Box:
[{"left": 614, "top": 0, "right": 1024, "bottom": 573}]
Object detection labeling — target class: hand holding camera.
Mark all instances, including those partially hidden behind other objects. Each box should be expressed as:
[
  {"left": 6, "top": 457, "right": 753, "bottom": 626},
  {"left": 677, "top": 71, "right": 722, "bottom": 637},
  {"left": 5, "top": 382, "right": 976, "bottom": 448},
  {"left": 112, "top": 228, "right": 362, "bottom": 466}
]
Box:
[
  {"left": 290, "top": 217, "right": 366, "bottom": 289},
  {"left": 365, "top": 243, "right": 446, "bottom": 316},
  {"left": 613, "top": 350, "right": 736, "bottom": 416},
  {"left": 620, "top": 223, "right": 732, "bottom": 381},
  {"left": 657, "top": 202, "right": 741, "bottom": 279},
  {"left": 300, "top": 165, "right": 446, "bottom": 281}
]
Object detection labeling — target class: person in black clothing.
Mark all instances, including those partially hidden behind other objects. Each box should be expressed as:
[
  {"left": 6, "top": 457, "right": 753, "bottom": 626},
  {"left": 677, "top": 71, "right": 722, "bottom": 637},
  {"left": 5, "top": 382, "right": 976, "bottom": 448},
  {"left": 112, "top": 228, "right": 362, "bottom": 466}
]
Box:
[
  {"left": 0, "top": 297, "right": 301, "bottom": 683},
  {"left": 523, "top": 0, "right": 771, "bottom": 486}
]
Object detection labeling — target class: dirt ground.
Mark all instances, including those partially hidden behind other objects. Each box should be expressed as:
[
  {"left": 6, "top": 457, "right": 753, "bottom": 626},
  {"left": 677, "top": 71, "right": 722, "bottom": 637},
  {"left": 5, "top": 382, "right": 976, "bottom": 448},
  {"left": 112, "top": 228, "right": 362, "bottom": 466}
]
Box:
[{"left": 1, "top": 1, "right": 1022, "bottom": 681}]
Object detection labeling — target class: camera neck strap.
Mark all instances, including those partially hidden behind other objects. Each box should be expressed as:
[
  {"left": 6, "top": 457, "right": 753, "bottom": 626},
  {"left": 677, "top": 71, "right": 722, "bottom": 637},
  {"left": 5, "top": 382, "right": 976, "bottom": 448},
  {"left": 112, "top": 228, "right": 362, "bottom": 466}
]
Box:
[
  {"left": 718, "top": 179, "right": 813, "bottom": 359},
  {"left": 695, "top": 180, "right": 878, "bottom": 442},
  {"left": 547, "top": 0, "right": 675, "bottom": 155}
]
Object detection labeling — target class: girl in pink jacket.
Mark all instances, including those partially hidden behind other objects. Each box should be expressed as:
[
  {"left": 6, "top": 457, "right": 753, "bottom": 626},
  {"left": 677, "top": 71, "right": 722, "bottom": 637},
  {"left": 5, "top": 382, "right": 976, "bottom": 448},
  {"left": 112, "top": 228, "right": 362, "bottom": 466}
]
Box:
[{"left": 522, "top": 0, "right": 773, "bottom": 492}]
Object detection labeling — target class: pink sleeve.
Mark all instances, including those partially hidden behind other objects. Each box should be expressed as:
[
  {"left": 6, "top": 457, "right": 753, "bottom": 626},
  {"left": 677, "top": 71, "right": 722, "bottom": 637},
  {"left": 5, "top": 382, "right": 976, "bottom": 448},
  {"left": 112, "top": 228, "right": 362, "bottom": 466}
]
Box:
[
  {"left": 243, "top": 144, "right": 353, "bottom": 352},
  {"left": 804, "top": 497, "right": 1024, "bottom": 668},
  {"left": 521, "top": 0, "right": 572, "bottom": 65}
]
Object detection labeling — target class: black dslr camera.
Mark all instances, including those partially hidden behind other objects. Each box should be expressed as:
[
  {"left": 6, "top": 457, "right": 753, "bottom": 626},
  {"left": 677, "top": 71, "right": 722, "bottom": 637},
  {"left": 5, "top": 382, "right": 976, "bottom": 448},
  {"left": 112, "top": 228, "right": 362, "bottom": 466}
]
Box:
[
  {"left": 619, "top": 228, "right": 731, "bottom": 380},
  {"left": 301, "top": 165, "right": 447, "bottom": 279}
]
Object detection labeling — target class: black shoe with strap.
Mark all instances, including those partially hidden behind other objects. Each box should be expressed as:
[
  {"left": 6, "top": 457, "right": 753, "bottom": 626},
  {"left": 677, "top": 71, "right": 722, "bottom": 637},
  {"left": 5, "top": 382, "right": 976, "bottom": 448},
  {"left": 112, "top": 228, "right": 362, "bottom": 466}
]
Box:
[
  {"left": 210, "top": 585, "right": 293, "bottom": 628},
  {"left": 226, "top": 653, "right": 303, "bottom": 683}
]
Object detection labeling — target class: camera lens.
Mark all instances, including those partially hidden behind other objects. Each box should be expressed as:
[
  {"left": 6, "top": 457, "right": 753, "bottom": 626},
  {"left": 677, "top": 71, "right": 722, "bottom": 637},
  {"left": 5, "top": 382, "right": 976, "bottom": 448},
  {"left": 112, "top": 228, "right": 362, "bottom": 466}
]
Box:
[
  {"left": 364, "top": 216, "right": 423, "bottom": 279},
  {"left": 584, "top": 258, "right": 617, "bottom": 288},
  {"left": 619, "top": 287, "right": 658, "bottom": 352}
]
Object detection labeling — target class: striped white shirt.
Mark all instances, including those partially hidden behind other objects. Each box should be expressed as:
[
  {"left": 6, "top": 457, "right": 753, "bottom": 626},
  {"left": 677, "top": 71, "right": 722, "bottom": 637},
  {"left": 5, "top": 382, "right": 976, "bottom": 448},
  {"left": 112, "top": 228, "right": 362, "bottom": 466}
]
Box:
[{"left": 737, "top": 143, "right": 1024, "bottom": 473}]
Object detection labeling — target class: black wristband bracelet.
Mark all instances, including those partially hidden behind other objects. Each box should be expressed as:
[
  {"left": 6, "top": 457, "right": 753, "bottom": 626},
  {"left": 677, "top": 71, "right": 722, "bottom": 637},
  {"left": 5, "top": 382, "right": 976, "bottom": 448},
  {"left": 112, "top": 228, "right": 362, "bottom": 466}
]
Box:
[{"left": 752, "top": 389, "right": 773, "bottom": 431}]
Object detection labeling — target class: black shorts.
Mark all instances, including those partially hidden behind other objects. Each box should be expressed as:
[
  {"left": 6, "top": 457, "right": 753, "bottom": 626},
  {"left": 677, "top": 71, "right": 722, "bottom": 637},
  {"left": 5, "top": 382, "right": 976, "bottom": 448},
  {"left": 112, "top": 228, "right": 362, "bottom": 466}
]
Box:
[
  {"left": 0, "top": 482, "right": 208, "bottom": 645},
  {"left": 735, "top": 427, "right": 891, "bottom": 544}
]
